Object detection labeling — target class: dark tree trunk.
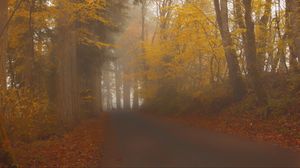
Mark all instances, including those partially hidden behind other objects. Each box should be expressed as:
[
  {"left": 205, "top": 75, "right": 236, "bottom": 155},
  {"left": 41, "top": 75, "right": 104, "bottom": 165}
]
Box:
[
  {"left": 132, "top": 79, "right": 139, "bottom": 111},
  {"left": 213, "top": 0, "right": 247, "bottom": 100},
  {"left": 123, "top": 77, "right": 131, "bottom": 111},
  {"left": 115, "top": 61, "right": 122, "bottom": 111},
  {"left": 23, "top": 0, "right": 36, "bottom": 89},
  {"left": 0, "top": 1, "right": 17, "bottom": 167},
  {"left": 0, "top": 0, "right": 8, "bottom": 89},
  {"left": 286, "top": 0, "right": 300, "bottom": 72},
  {"left": 242, "top": 0, "right": 267, "bottom": 104},
  {"left": 94, "top": 68, "right": 102, "bottom": 113},
  {"left": 56, "top": 9, "right": 79, "bottom": 123}
]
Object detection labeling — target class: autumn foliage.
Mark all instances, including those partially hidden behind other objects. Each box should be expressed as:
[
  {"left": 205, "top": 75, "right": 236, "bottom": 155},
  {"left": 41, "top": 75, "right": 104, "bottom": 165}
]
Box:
[{"left": 1, "top": 0, "right": 300, "bottom": 166}]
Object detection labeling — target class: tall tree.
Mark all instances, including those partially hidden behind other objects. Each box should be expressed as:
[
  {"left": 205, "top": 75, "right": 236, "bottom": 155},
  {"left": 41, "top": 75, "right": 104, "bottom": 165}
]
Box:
[
  {"left": 132, "top": 80, "right": 139, "bottom": 111},
  {"left": 115, "top": 60, "right": 122, "bottom": 110},
  {"left": 55, "top": 1, "right": 79, "bottom": 123},
  {"left": 242, "top": 0, "right": 267, "bottom": 104},
  {"left": 132, "top": 0, "right": 148, "bottom": 112},
  {"left": 103, "top": 62, "right": 113, "bottom": 111},
  {"left": 0, "top": 1, "right": 17, "bottom": 167},
  {"left": 256, "top": 0, "right": 272, "bottom": 72},
  {"left": 123, "top": 75, "right": 131, "bottom": 111},
  {"left": 23, "top": 0, "right": 36, "bottom": 89},
  {"left": 0, "top": 0, "right": 8, "bottom": 89},
  {"left": 275, "top": 0, "right": 288, "bottom": 72},
  {"left": 286, "top": 0, "right": 300, "bottom": 72},
  {"left": 213, "top": 0, "right": 246, "bottom": 100}
]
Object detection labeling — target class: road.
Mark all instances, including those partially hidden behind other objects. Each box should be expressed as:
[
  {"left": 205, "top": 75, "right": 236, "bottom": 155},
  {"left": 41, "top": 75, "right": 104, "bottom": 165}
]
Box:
[{"left": 102, "top": 112, "right": 300, "bottom": 167}]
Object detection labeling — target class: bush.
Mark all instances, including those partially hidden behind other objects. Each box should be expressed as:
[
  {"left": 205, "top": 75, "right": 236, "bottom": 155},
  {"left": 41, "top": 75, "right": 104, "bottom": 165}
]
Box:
[
  {"left": 1, "top": 89, "right": 61, "bottom": 143},
  {"left": 193, "top": 84, "right": 234, "bottom": 114}
]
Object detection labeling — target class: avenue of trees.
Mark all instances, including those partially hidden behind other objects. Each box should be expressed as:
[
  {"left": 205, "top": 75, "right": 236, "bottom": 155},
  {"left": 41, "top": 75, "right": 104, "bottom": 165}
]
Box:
[{"left": 1, "top": 0, "right": 300, "bottom": 166}]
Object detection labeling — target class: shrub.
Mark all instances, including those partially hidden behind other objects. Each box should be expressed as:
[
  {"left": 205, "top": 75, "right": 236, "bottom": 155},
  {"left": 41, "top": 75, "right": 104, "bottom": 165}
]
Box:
[{"left": 1, "top": 89, "right": 60, "bottom": 143}]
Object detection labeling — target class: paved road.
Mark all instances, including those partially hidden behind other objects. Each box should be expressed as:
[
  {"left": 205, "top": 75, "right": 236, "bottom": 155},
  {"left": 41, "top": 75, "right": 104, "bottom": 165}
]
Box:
[{"left": 102, "top": 112, "right": 300, "bottom": 167}]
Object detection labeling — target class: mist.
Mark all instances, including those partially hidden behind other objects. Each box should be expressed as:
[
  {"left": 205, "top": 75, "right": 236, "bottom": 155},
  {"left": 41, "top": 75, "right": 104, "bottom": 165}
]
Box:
[{"left": 1, "top": 0, "right": 300, "bottom": 167}]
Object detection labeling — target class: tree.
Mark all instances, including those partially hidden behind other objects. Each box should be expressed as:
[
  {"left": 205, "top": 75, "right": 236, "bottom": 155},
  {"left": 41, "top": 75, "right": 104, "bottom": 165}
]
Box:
[
  {"left": 123, "top": 72, "right": 131, "bottom": 111},
  {"left": 256, "top": 0, "right": 272, "bottom": 72},
  {"left": 213, "top": 0, "right": 246, "bottom": 100},
  {"left": 55, "top": 1, "right": 79, "bottom": 123},
  {"left": 0, "top": 1, "right": 17, "bottom": 167},
  {"left": 286, "top": 0, "right": 300, "bottom": 72},
  {"left": 242, "top": 0, "right": 267, "bottom": 104},
  {"left": 23, "top": 0, "right": 36, "bottom": 89},
  {"left": 115, "top": 60, "right": 122, "bottom": 110},
  {"left": 0, "top": 0, "right": 8, "bottom": 89},
  {"left": 132, "top": 0, "right": 149, "bottom": 111}
]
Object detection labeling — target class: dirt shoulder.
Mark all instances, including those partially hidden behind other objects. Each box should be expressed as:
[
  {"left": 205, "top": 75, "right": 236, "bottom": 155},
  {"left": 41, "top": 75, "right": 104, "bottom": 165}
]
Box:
[
  {"left": 13, "top": 114, "right": 107, "bottom": 167},
  {"left": 156, "top": 112, "right": 300, "bottom": 151}
]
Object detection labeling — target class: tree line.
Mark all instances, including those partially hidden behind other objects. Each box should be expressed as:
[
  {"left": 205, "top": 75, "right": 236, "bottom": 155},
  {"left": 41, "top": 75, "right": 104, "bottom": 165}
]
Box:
[
  {"left": 0, "top": 0, "right": 129, "bottom": 166},
  {"left": 107, "top": 0, "right": 300, "bottom": 113}
]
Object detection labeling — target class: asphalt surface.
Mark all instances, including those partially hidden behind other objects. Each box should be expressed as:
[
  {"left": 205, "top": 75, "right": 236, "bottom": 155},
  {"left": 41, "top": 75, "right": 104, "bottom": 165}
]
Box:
[{"left": 102, "top": 112, "right": 300, "bottom": 167}]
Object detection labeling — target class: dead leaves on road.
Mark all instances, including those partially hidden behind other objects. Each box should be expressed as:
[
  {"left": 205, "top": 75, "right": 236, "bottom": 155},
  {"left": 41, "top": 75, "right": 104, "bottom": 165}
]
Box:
[
  {"left": 162, "top": 112, "right": 300, "bottom": 151},
  {"left": 13, "top": 114, "right": 107, "bottom": 167}
]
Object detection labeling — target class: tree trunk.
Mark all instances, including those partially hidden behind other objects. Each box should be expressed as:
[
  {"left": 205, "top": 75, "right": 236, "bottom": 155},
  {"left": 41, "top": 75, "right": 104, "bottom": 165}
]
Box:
[
  {"left": 242, "top": 0, "right": 267, "bottom": 104},
  {"left": 123, "top": 76, "right": 131, "bottom": 111},
  {"left": 56, "top": 8, "right": 79, "bottom": 123},
  {"left": 115, "top": 61, "right": 122, "bottom": 111},
  {"left": 141, "top": 0, "right": 146, "bottom": 42},
  {"left": 0, "top": 0, "right": 8, "bottom": 89},
  {"left": 95, "top": 69, "right": 103, "bottom": 113},
  {"left": 275, "top": 2, "right": 288, "bottom": 73},
  {"left": 103, "top": 69, "right": 112, "bottom": 111},
  {"left": 23, "top": 0, "right": 36, "bottom": 89},
  {"left": 132, "top": 79, "right": 139, "bottom": 111},
  {"left": 0, "top": 1, "right": 17, "bottom": 167},
  {"left": 213, "top": 0, "right": 247, "bottom": 100},
  {"left": 286, "top": 0, "right": 300, "bottom": 72},
  {"left": 257, "top": 0, "right": 272, "bottom": 72}
]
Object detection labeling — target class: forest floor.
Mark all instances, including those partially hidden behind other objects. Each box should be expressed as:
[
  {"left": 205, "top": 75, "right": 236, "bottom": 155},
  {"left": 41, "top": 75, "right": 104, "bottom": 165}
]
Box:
[
  {"left": 159, "top": 111, "right": 300, "bottom": 151},
  {"left": 12, "top": 114, "right": 107, "bottom": 167}
]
